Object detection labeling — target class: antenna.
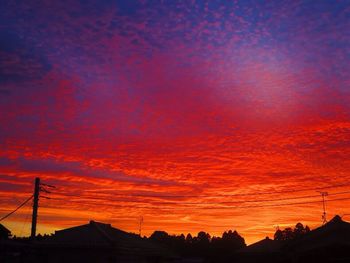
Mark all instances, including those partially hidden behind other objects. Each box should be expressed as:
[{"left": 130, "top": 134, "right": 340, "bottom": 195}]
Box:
[
  {"left": 139, "top": 216, "right": 143, "bottom": 237},
  {"left": 317, "top": 191, "right": 328, "bottom": 225}
]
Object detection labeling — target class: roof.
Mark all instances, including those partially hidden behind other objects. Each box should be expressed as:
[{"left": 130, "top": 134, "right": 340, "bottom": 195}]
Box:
[
  {"left": 0, "top": 224, "right": 11, "bottom": 236},
  {"left": 48, "top": 221, "right": 114, "bottom": 247},
  {"left": 286, "top": 215, "right": 350, "bottom": 252},
  {"left": 239, "top": 237, "right": 282, "bottom": 253},
  {"left": 44, "top": 220, "right": 175, "bottom": 257}
]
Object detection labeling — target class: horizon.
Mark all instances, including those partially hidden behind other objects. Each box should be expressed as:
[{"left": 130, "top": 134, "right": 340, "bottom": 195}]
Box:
[
  {"left": 3, "top": 212, "right": 348, "bottom": 245},
  {"left": 1, "top": 0, "right": 349, "bottom": 246},
  {"left": 5, "top": 210, "right": 347, "bottom": 245},
  {"left": 2, "top": 178, "right": 349, "bottom": 245}
]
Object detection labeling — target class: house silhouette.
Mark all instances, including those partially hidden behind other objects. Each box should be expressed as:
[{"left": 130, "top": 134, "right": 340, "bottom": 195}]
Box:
[
  {"left": 285, "top": 215, "right": 350, "bottom": 263},
  {"left": 236, "top": 236, "right": 282, "bottom": 263},
  {"left": 0, "top": 223, "right": 11, "bottom": 239},
  {"left": 235, "top": 215, "right": 350, "bottom": 263},
  {"left": 35, "top": 220, "right": 177, "bottom": 263}
]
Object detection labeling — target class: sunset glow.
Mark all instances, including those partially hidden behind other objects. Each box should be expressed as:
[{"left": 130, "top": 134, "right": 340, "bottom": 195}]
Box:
[{"left": 1, "top": 0, "right": 350, "bottom": 244}]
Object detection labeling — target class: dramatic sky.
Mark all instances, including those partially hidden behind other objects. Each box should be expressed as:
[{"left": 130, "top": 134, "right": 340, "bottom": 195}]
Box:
[{"left": 1, "top": 0, "right": 350, "bottom": 244}]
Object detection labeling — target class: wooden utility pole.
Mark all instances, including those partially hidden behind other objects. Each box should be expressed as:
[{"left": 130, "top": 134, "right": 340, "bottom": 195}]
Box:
[{"left": 31, "top": 177, "right": 40, "bottom": 239}]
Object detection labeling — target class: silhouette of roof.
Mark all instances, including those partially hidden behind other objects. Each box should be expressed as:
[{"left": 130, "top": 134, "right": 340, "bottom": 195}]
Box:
[
  {"left": 239, "top": 237, "right": 282, "bottom": 253},
  {"left": 287, "top": 215, "right": 350, "bottom": 252},
  {"left": 44, "top": 220, "right": 174, "bottom": 257},
  {"left": 0, "top": 223, "right": 11, "bottom": 237},
  {"left": 47, "top": 221, "right": 115, "bottom": 247}
]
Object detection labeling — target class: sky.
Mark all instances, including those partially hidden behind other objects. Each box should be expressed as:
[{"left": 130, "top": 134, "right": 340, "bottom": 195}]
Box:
[{"left": 0, "top": 0, "right": 350, "bottom": 244}]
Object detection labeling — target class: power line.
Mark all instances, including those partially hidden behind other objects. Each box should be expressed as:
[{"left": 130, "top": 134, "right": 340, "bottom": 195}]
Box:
[
  {"left": 37, "top": 182, "right": 350, "bottom": 219},
  {"left": 198, "top": 196, "right": 350, "bottom": 210},
  {"left": 49, "top": 189, "right": 350, "bottom": 206},
  {"left": 144, "top": 190, "right": 350, "bottom": 206},
  {"left": 54, "top": 182, "right": 350, "bottom": 199},
  {"left": 19, "top": 210, "right": 31, "bottom": 237},
  {"left": 45, "top": 193, "right": 350, "bottom": 211},
  {"left": 137, "top": 196, "right": 350, "bottom": 210},
  {"left": 209, "top": 190, "right": 350, "bottom": 205},
  {"left": 0, "top": 195, "right": 33, "bottom": 222}
]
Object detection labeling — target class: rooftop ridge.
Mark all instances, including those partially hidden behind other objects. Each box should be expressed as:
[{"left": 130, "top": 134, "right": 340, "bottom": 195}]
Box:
[{"left": 89, "top": 220, "right": 115, "bottom": 246}]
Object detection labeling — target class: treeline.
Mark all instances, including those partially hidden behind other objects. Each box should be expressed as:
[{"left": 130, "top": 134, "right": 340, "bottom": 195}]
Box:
[
  {"left": 11, "top": 222, "right": 311, "bottom": 259},
  {"left": 147, "top": 222, "right": 311, "bottom": 258},
  {"left": 148, "top": 229, "right": 246, "bottom": 258},
  {"left": 274, "top": 222, "right": 310, "bottom": 241}
]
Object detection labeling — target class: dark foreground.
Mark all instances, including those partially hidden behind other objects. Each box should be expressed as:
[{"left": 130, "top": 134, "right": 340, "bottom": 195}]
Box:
[{"left": 1, "top": 215, "right": 350, "bottom": 263}]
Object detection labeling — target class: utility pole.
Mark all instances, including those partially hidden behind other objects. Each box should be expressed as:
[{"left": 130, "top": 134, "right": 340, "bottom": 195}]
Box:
[
  {"left": 31, "top": 177, "right": 40, "bottom": 239},
  {"left": 318, "top": 191, "right": 328, "bottom": 225}
]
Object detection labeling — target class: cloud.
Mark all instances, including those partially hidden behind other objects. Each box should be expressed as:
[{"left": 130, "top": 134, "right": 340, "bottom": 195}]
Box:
[
  {"left": 0, "top": 156, "right": 181, "bottom": 187},
  {"left": 0, "top": 0, "right": 349, "bottom": 244},
  {"left": 0, "top": 30, "right": 52, "bottom": 84}
]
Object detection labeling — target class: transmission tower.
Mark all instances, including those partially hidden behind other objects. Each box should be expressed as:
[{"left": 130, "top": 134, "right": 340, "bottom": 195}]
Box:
[{"left": 318, "top": 191, "right": 328, "bottom": 225}]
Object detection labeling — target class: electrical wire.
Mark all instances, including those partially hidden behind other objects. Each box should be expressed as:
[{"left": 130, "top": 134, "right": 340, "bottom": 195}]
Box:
[
  {"left": 0, "top": 195, "right": 33, "bottom": 222},
  {"left": 53, "top": 182, "right": 350, "bottom": 199},
  {"left": 19, "top": 209, "right": 31, "bottom": 237},
  {"left": 49, "top": 189, "right": 350, "bottom": 206},
  {"left": 47, "top": 192, "right": 350, "bottom": 210}
]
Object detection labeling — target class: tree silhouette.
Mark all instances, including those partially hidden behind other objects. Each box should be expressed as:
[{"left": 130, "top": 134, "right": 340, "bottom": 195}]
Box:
[
  {"left": 185, "top": 233, "right": 193, "bottom": 244},
  {"left": 274, "top": 223, "right": 310, "bottom": 241},
  {"left": 196, "top": 231, "right": 210, "bottom": 244},
  {"left": 149, "top": 229, "right": 245, "bottom": 258},
  {"left": 211, "top": 230, "right": 246, "bottom": 255},
  {"left": 274, "top": 229, "right": 283, "bottom": 241},
  {"left": 150, "top": 230, "right": 170, "bottom": 244}
]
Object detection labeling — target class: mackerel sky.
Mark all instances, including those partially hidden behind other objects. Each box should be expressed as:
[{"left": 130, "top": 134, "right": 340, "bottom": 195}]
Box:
[{"left": 0, "top": 0, "right": 349, "bottom": 243}]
